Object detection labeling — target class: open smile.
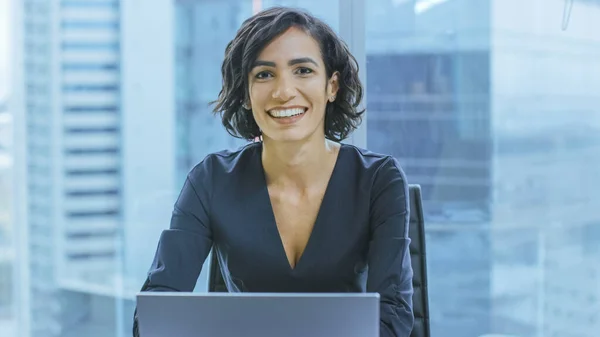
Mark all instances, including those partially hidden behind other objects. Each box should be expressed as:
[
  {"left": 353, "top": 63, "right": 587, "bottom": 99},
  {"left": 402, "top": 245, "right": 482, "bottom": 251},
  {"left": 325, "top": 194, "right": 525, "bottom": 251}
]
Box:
[
  {"left": 267, "top": 107, "right": 307, "bottom": 118},
  {"left": 266, "top": 107, "right": 308, "bottom": 125}
]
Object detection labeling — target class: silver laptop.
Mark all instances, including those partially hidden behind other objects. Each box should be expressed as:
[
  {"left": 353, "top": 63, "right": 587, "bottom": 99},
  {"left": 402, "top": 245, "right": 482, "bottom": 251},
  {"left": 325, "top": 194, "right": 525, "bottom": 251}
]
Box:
[{"left": 136, "top": 292, "right": 380, "bottom": 337}]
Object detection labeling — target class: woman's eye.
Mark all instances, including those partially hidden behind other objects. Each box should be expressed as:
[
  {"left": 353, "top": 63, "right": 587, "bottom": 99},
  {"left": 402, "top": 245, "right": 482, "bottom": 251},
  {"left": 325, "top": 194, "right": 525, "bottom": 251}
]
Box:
[
  {"left": 296, "top": 67, "right": 313, "bottom": 75},
  {"left": 255, "top": 71, "right": 272, "bottom": 79}
]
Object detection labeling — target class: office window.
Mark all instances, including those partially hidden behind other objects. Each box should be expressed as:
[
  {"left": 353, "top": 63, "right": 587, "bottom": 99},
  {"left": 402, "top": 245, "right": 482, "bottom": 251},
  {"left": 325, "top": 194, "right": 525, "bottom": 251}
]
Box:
[
  {"left": 7, "top": 1, "right": 600, "bottom": 337},
  {"left": 366, "top": 0, "right": 600, "bottom": 336}
]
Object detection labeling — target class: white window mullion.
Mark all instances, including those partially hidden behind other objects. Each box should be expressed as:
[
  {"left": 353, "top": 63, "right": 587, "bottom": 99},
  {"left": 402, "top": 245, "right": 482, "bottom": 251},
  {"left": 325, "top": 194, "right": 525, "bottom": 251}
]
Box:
[{"left": 338, "top": 0, "right": 367, "bottom": 148}]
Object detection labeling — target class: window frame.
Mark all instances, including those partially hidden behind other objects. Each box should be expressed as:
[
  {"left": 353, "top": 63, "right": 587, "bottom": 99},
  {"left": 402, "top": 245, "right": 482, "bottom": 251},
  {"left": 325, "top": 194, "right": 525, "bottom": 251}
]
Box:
[{"left": 338, "top": 0, "right": 367, "bottom": 148}]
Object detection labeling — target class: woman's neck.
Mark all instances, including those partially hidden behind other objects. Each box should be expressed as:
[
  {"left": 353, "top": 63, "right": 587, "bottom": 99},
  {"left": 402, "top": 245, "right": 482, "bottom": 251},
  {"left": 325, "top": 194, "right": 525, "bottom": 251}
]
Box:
[{"left": 261, "top": 135, "right": 339, "bottom": 191}]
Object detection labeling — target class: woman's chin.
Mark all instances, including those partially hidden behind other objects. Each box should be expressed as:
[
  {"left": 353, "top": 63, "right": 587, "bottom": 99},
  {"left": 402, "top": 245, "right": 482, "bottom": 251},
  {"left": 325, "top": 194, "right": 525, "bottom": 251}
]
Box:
[{"left": 262, "top": 130, "right": 312, "bottom": 144}]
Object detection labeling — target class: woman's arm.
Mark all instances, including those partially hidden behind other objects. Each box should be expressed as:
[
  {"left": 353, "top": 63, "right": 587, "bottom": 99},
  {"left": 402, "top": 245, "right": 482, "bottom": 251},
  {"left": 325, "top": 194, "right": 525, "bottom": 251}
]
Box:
[
  {"left": 367, "top": 157, "right": 414, "bottom": 337},
  {"left": 133, "top": 160, "right": 214, "bottom": 336}
]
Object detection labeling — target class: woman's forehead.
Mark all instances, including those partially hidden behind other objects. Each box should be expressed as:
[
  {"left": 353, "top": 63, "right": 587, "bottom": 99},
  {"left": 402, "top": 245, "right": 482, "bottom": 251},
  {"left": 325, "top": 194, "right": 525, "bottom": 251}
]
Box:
[{"left": 257, "top": 27, "right": 322, "bottom": 62}]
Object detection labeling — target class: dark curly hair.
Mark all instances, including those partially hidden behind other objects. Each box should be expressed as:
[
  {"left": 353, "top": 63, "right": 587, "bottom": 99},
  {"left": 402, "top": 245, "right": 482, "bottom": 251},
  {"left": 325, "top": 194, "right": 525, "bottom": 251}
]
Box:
[{"left": 211, "top": 6, "right": 364, "bottom": 142}]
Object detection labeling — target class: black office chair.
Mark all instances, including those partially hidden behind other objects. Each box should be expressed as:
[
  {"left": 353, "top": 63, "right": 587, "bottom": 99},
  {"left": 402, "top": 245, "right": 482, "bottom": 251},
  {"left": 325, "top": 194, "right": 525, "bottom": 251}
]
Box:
[
  {"left": 407, "top": 184, "right": 431, "bottom": 337},
  {"left": 208, "top": 184, "right": 431, "bottom": 337}
]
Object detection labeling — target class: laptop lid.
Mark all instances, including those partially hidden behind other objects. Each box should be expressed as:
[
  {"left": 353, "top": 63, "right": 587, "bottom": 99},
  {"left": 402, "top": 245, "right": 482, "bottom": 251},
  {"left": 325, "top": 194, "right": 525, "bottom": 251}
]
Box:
[{"left": 136, "top": 292, "right": 380, "bottom": 337}]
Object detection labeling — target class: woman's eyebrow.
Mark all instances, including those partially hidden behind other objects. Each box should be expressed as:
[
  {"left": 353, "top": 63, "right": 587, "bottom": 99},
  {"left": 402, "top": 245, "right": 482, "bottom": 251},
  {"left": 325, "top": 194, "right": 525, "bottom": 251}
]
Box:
[
  {"left": 288, "top": 57, "right": 318, "bottom": 67},
  {"left": 252, "top": 60, "right": 276, "bottom": 68},
  {"left": 252, "top": 57, "right": 319, "bottom": 69}
]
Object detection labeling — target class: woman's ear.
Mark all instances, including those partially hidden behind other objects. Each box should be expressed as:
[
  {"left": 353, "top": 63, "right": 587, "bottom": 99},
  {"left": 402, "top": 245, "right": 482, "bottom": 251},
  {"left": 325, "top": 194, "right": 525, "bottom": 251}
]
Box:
[
  {"left": 327, "top": 72, "right": 340, "bottom": 102},
  {"left": 242, "top": 91, "right": 252, "bottom": 110}
]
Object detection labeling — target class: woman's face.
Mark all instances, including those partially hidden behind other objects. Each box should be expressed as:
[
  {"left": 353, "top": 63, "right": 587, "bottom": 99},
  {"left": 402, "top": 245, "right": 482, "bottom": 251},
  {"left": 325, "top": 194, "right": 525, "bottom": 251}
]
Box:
[{"left": 247, "top": 26, "right": 339, "bottom": 143}]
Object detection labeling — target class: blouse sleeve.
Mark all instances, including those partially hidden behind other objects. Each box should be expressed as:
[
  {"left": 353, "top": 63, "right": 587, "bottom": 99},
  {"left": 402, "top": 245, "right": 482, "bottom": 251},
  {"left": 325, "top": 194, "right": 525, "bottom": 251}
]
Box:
[
  {"left": 133, "top": 159, "right": 214, "bottom": 336},
  {"left": 367, "top": 157, "right": 415, "bottom": 337}
]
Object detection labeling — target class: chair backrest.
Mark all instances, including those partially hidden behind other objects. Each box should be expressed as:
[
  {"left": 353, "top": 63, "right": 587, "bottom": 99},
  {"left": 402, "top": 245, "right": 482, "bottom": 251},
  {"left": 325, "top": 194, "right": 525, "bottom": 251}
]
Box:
[
  {"left": 208, "top": 184, "right": 430, "bottom": 337},
  {"left": 408, "top": 184, "right": 431, "bottom": 337}
]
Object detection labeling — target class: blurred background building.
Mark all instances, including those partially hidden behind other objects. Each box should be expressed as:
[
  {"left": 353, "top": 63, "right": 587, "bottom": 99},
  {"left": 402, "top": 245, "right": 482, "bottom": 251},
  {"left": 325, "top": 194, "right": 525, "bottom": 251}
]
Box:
[
  {"left": 13, "top": 1, "right": 125, "bottom": 336},
  {"left": 8, "top": 0, "right": 600, "bottom": 337},
  {"left": 366, "top": 0, "right": 600, "bottom": 336},
  {"left": 0, "top": 99, "right": 14, "bottom": 337},
  {"left": 12, "top": 0, "right": 178, "bottom": 336}
]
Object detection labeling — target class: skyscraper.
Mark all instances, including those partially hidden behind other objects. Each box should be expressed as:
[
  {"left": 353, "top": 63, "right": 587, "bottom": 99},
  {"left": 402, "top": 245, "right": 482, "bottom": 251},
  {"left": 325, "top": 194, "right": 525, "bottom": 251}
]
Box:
[
  {"left": 14, "top": 0, "right": 180, "bottom": 335},
  {"left": 13, "top": 1, "right": 124, "bottom": 336},
  {"left": 0, "top": 101, "right": 14, "bottom": 337}
]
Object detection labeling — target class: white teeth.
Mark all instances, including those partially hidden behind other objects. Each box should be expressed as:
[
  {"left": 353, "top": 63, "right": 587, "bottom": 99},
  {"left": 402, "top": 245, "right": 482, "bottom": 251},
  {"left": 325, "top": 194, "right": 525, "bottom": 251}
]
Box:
[{"left": 268, "top": 108, "right": 306, "bottom": 118}]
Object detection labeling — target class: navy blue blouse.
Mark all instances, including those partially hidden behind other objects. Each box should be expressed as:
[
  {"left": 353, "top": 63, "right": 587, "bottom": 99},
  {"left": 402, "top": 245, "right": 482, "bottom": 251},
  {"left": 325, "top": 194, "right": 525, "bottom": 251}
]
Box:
[{"left": 140, "top": 142, "right": 414, "bottom": 337}]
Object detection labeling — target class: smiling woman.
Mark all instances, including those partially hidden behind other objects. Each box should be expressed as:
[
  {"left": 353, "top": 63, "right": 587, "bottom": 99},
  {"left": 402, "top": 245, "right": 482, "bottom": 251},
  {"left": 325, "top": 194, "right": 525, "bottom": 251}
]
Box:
[
  {"left": 247, "top": 26, "right": 339, "bottom": 143},
  {"left": 134, "top": 6, "right": 414, "bottom": 337},
  {"left": 211, "top": 7, "right": 364, "bottom": 143}
]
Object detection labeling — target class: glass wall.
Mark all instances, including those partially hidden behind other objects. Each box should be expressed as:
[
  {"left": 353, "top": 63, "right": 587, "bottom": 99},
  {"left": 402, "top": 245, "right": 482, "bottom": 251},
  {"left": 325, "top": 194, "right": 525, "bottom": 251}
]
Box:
[
  {"left": 366, "top": 1, "right": 600, "bottom": 337},
  {"left": 366, "top": 1, "right": 493, "bottom": 335},
  {"left": 6, "top": 0, "right": 600, "bottom": 337}
]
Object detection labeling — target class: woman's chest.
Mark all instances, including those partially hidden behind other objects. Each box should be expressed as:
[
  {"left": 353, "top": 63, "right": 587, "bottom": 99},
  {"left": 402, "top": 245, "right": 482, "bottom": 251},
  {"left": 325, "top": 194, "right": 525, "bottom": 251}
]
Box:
[{"left": 210, "top": 192, "right": 371, "bottom": 288}]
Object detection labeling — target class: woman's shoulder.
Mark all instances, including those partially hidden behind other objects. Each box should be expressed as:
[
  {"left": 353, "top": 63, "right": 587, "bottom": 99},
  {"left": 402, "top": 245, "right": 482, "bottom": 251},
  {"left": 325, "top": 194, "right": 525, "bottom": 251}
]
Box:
[
  {"left": 187, "top": 142, "right": 261, "bottom": 182},
  {"left": 340, "top": 143, "right": 403, "bottom": 174},
  {"left": 339, "top": 144, "right": 408, "bottom": 204}
]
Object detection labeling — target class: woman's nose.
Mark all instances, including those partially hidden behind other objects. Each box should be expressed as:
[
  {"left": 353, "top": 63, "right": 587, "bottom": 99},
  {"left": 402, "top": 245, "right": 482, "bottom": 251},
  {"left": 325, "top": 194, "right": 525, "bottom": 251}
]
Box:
[{"left": 272, "top": 76, "right": 296, "bottom": 101}]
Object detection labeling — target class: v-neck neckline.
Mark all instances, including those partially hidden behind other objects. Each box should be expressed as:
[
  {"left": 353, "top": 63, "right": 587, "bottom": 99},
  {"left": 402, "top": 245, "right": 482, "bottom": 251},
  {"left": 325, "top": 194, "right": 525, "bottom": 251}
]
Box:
[{"left": 256, "top": 142, "right": 345, "bottom": 272}]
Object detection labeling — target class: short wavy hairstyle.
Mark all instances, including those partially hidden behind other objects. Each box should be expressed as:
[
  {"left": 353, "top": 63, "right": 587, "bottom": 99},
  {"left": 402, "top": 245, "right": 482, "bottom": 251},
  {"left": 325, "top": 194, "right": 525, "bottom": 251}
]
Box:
[{"left": 211, "top": 6, "right": 364, "bottom": 142}]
